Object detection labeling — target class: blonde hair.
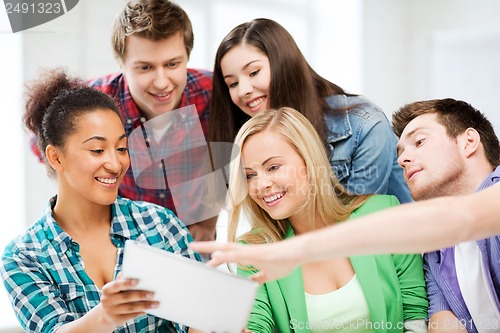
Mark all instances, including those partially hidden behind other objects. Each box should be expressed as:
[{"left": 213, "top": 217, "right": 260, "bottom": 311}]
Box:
[{"left": 227, "top": 107, "right": 370, "bottom": 244}]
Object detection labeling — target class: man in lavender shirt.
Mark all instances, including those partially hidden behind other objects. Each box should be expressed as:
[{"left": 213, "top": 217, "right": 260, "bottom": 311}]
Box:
[{"left": 394, "top": 98, "right": 500, "bottom": 333}]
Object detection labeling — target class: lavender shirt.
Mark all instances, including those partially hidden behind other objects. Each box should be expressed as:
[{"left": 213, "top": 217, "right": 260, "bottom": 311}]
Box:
[{"left": 423, "top": 166, "right": 500, "bottom": 333}]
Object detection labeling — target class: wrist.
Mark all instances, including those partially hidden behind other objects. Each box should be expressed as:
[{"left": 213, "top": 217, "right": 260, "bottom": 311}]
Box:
[
  {"left": 91, "top": 304, "right": 117, "bottom": 332},
  {"left": 290, "top": 234, "right": 309, "bottom": 266}
]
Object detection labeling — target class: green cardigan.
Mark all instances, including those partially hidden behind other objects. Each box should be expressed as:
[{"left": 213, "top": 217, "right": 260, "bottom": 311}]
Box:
[{"left": 238, "top": 195, "right": 428, "bottom": 333}]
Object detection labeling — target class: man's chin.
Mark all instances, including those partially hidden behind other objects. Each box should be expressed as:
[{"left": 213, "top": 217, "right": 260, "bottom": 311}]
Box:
[
  {"left": 410, "top": 188, "right": 427, "bottom": 201},
  {"left": 410, "top": 189, "right": 438, "bottom": 201}
]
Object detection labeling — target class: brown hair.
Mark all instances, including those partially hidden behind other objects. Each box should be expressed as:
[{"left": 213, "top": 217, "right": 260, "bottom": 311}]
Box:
[
  {"left": 111, "top": 0, "right": 194, "bottom": 61},
  {"left": 393, "top": 98, "right": 500, "bottom": 167},
  {"left": 209, "top": 18, "right": 349, "bottom": 145}
]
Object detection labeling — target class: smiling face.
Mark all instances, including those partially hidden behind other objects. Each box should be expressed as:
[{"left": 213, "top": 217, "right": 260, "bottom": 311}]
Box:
[
  {"left": 55, "top": 109, "right": 130, "bottom": 206},
  {"left": 120, "top": 33, "right": 188, "bottom": 120},
  {"left": 396, "top": 113, "right": 467, "bottom": 200},
  {"left": 220, "top": 43, "right": 271, "bottom": 117},
  {"left": 242, "top": 130, "right": 309, "bottom": 223}
]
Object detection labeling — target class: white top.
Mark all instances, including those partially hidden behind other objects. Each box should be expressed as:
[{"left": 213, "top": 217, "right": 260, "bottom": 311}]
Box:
[
  {"left": 305, "top": 274, "right": 374, "bottom": 333},
  {"left": 455, "top": 241, "right": 500, "bottom": 333}
]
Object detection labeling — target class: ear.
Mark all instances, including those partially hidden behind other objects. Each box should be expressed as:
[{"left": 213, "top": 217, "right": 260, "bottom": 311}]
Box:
[
  {"left": 45, "top": 144, "right": 64, "bottom": 172},
  {"left": 460, "top": 128, "right": 481, "bottom": 158}
]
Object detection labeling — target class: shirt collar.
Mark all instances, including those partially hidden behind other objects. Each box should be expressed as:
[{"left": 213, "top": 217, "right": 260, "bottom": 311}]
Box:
[
  {"left": 42, "top": 196, "right": 138, "bottom": 254},
  {"left": 120, "top": 75, "right": 143, "bottom": 128},
  {"left": 121, "top": 74, "right": 189, "bottom": 133},
  {"left": 41, "top": 196, "right": 73, "bottom": 255},
  {"left": 109, "top": 197, "right": 141, "bottom": 241},
  {"left": 476, "top": 165, "right": 500, "bottom": 191}
]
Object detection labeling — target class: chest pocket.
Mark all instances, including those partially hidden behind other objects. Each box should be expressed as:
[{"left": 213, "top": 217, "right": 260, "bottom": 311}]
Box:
[
  {"left": 327, "top": 143, "right": 351, "bottom": 185},
  {"left": 331, "top": 159, "right": 350, "bottom": 186},
  {"left": 58, "top": 283, "right": 90, "bottom": 316}
]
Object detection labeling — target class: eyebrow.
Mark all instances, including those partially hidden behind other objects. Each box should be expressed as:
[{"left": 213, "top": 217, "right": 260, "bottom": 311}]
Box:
[
  {"left": 82, "top": 133, "right": 127, "bottom": 144},
  {"left": 132, "top": 56, "right": 184, "bottom": 65},
  {"left": 244, "top": 156, "right": 283, "bottom": 170},
  {"left": 223, "top": 60, "right": 262, "bottom": 80}
]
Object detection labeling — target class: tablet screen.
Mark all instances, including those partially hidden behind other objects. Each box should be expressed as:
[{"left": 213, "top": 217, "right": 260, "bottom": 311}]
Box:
[{"left": 121, "top": 240, "right": 259, "bottom": 332}]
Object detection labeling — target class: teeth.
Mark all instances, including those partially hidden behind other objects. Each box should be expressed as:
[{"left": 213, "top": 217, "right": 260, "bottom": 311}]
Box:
[
  {"left": 152, "top": 92, "right": 169, "bottom": 97},
  {"left": 97, "top": 177, "right": 117, "bottom": 184},
  {"left": 263, "top": 192, "right": 284, "bottom": 203},
  {"left": 248, "top": 97, "right": 265, "bottom": 108}
]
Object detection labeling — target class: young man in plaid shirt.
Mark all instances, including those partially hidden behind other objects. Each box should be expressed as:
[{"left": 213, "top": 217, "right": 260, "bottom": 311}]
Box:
[{"left": 88, "top": 0, "right": 217, "bottom": 243}]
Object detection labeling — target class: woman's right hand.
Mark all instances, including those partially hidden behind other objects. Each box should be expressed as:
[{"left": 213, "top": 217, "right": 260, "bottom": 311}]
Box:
[
  {"left": 55, "top": 275, "right": 159, "bottom": 333},
  {"left": 99, "top": 276, "right": 158, "bottom": 327}
]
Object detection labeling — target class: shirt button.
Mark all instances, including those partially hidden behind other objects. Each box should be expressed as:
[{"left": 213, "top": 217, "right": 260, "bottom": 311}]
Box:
[
  {"left": 127, "top": 119, "right": 133, "bottom": 124},
  {"left": 140, "top": 117, "right": 146, "bottom": 123},
  {"left": 159, "top": 193, "right": 166, "bottom": 199}
]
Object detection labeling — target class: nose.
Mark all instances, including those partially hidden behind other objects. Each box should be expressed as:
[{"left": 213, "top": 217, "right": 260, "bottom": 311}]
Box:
[
  {"left": 238, "top": 78, "right": 253, "bottom": 98},
  {"left": 253, "top": 174, "right": 273, "bottom": 193},
  {"left": 397, "top": 149, "right": 412, "bottom": 168},
  {"left": 153, "top": 68, "right": 169, "bottom": 90},
  {"left": 104, "top": 151, "right": 122, "bottom": 174}
]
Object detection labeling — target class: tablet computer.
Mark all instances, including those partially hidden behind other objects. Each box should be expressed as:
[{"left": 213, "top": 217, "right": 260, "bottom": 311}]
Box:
[{"left": 121, "top": 240, "right": 259, "bottom": 333}]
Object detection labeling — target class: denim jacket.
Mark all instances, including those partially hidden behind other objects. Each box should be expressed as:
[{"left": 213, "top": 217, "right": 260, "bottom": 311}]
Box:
[{"left": 324, "top": 94, "right": 412, "bottom": 203}]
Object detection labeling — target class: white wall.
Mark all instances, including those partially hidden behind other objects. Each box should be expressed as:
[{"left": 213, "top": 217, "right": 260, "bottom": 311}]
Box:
[
  {"left": 428, "top": 29, "right": 500, "bottom": 133},
  {"left": 363, "top": 0, "right": 500, "bottom": 125}
]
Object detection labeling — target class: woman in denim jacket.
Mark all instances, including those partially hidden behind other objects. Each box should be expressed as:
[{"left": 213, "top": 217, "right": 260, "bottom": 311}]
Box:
[{"left": 209, "top": 18, "right": 411, "bottom": 203}]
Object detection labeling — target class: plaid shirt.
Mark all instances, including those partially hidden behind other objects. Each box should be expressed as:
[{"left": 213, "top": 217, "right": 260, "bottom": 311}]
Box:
[
  {"left": 88, "top": 70, "right": 212, "bottom": 217},
  {"left": 0, "top": 196, "right": 200, "bottom": 333}
]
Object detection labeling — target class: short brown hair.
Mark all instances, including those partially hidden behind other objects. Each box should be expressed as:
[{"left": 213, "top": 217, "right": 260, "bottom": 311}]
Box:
[
  {"left": 111, "top": 0, "right": 194, "bottom": 61},
  {"left": 393, "top": 98, "right": 500, "bottom": 167}
]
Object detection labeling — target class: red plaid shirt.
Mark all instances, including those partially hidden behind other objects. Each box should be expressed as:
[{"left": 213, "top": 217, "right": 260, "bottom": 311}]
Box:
[{"left": 87, "top": 69, "right": 212, "bottom": 215}]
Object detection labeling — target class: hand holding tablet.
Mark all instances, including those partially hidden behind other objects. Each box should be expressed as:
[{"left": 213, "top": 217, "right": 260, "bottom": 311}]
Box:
[{"left": 121, "top": 240, "right": 259, "bottom": 333}]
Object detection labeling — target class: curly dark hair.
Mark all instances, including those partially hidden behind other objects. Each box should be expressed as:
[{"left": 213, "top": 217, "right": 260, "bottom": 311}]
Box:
[{"left": 24, "top": 68, "right": 122, "bottom": 175}]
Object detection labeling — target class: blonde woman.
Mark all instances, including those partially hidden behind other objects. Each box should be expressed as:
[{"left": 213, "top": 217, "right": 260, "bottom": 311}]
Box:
[{"left": 225, "top": 107, "right": 428, "bottom": 333}]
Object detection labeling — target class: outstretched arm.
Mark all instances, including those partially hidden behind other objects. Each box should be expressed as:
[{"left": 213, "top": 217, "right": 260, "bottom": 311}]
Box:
[{"left": 191, "top": 184, "right": 500, "bottom": 283}]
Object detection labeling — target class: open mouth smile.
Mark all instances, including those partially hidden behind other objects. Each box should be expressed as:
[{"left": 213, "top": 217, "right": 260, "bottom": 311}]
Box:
[{"left": 96, "top": 177, "right": 118, "bottom": 185}]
